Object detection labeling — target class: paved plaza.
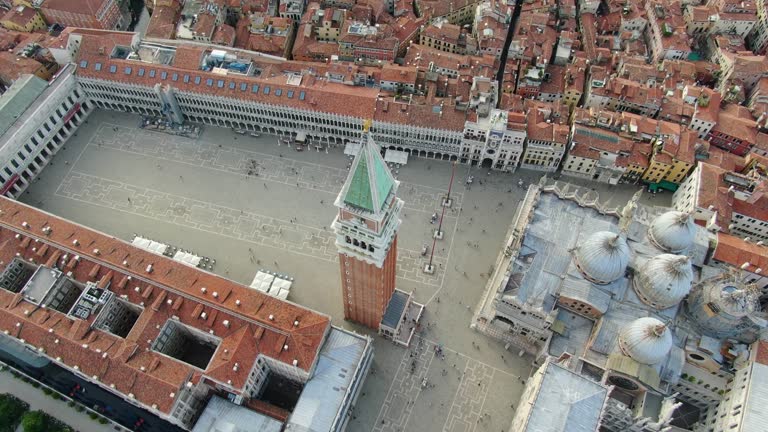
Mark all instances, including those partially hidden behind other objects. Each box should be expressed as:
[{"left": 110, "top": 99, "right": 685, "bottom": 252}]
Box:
[{"left": 21, "top": 110, "right": 671, "bottom": 432}]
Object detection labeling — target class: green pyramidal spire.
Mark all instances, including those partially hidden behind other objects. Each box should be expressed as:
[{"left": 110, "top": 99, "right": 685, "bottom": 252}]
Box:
[{"left": 342, "top": 133, "right": 396, "bottom": 214}]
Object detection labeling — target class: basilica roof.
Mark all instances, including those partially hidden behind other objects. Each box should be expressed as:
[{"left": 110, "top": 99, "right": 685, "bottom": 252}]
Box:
[
  {"left": 574, "top": 231, "right": 630, "bottom": 284},
  {"left": 648, "top": 211, "right": 696, "bottom": 253},
  {"left": 618, "top": 317, "right": 673, "bottom": 365},
  {"left": 633, "top": 254, "right": 693, "bottom": 309}
]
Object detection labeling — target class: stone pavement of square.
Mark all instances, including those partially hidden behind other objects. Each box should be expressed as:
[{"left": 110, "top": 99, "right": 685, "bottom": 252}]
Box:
[
  {"left": 56, "top": 171, "right": 447, "bottom": 287},
  {"left": 93, "top": 123, "right": 463, "bottom": 215},
  {"left": 373, "top": 336, "right": 516, "bottom": 432}
]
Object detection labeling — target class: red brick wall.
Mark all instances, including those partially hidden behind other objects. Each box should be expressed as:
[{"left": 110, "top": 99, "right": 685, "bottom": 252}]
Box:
[{"left": 339, "top": 236, "right": 397, "bottom": 329}]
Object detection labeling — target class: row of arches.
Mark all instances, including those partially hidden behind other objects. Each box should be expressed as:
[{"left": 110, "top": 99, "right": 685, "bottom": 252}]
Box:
[{"left": 385, "top": 146, "right": 459, "bottom": 161}]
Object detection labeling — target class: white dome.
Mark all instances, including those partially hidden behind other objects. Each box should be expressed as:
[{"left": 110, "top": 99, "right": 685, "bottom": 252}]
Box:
[
  {"left": 633, "top": 254, "right": 693, "bottom": 309},
  {"left": 574, "top": 231, "right": 630, "bottom": 284},
  {"left": 649, "top": 211, "right": 696, "bottom": 253},
  {"left": 618, "top": 317, "right": 673, "bottom": 365}
]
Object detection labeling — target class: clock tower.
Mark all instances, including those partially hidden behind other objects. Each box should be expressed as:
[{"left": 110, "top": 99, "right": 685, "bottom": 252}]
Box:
[{"left": 331, "top": 126, "right": 403, "bottom": 329}]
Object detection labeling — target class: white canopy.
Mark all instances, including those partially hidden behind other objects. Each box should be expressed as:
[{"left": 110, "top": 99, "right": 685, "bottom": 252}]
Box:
[
  {"left": 131, "top": 236, "right": 168, "bottom": 255},
  {"left": 249, "top": 271, "right": 292, "bottom": 299},
  {"left": 172, "top": 250, "right": 202, "bottom": 267},
  {"left": 344, "top": 142, "right": 362, "bottom": 156},
  {"left": 384, "top": 149, "right": 408, "bottom": 165},
  {"left": 250, "top": 271, "right": 276, "bottom": 293}
]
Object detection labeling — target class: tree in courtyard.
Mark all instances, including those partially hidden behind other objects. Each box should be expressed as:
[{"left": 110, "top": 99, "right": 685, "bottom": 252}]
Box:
[
  {"left": 20, "top": 410, "right": 47, "bottom": 432},
  {"left": 0, "top": 393, "right": 29, "bottom": 432}
]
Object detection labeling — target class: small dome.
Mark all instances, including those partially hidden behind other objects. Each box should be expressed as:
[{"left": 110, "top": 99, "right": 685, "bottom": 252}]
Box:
[
  {"left": 633, "top": 254, "right": 693, "bottom": 309},
  {"left": 618, "top": 317, "right": 673, "bottom": 365},
  {"left": 649, "top": 211, "right": 696, "bottom": 253},
  {"left": 573, "top": 231, "right": 631, "bottom": 284}
]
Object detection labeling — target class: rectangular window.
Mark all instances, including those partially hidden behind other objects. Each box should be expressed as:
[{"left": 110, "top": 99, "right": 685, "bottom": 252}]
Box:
[
  {"left": 229, "top": 81, "right": 235, "bottom": 89},
  {"left": 240, "top": 83, "right": 247, "bottom": 91},
  {"left": 79, "top": 60, "right": 88, "bottom": 68},
  {"left": 275, "top": 89, "right": 282, "bottom": 96},
  {"left": 183, "top": 74, "right": 190, "bottom": 83},
  {"left": 299, "top": 91, "right": 306, "bottom": 100},
  {"left": 287, "top": 90, "right": 294, "bottom": 98},
  {"left": 149, "top": 70, "right": 156, "bottom": 78},
  {"left": 94, "top": 63, "right": 102, "bottom": 71},
  {"left": 263, "top": 86, "right": 270, "bottom": 95},
  {"left": 161, "top": 71, "right": 168, "bottom": 80},
  {"left": 206, "top": 78, "right": 213, "bottom": 86},
  {"left": 217, "top": 80, "right": 224, "bottom": 88},
  {"left": 109, "top": 65, "right": 117, "bottom": 73},
  {"left": 3, "top": 167, "right": 11, "bottom": 176},
  {"left": 172, "top": 73, "right": 178, "bottom": 81},
  {"left": 194, "top": 76, "right": 201, "bottom": 84},
  {"left": 252, "top": 84, "right": 259, "bottom": 93},
  {"left": 23, "top": 144, "right": 32, "bottom": 153},
  {"left": 138, "top": 68, "right": 145, "bottom": 77},
  {"left": 124, "top": 66, "right": 132, "bottom": 75}
]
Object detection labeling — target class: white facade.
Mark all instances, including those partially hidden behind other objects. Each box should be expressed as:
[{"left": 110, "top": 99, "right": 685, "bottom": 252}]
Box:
[
  {"left": 748, "top": 0, "right": 768, "bottom": 54},
  {"left": 460, "top": 109, "right": 525, "bottom": 171},
  {"left": 520, "top": 140, "right": 565, "bottom": 172},
  {"left": 562, "top": 153, "right": 598, "bottom": 177},
  {"left": 77, "top": 77, "right": 465, "bottom": 163},
  {"left": 694, "top": 341, "right": 768, "bottom": 432},
  {"left": 0, "top": 66, "right": 91, "bottom": 199},
  {"left": 673, "top": 164, "right": 768, "bottom": 241}
]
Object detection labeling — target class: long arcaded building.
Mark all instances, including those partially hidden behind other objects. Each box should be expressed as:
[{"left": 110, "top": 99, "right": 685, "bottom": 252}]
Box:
[{"left": 0, "top": 196, "right": 372, "bottom": 431}]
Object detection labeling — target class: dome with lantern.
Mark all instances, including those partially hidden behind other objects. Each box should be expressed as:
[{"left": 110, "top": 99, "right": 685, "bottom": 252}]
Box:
[
  {"left": 633, "top": 254, "right": 693, "bottom": 309},
  {"left": 648, "top": 211, "right": 696, "bottom": 253},
  {"left": 573, "top": 231, "right": 631, "bottom": 285},
  {"left": 618, "top": 317, "right": 673, "bottom": 365}
]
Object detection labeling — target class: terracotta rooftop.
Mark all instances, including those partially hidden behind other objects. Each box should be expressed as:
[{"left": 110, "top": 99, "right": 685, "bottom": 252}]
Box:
[
  {"left": 0, "top": 51, "right": 45, "bottom": 84},
  {"left": 421, "top": 21, "right": 462, "bottom": 43},
  {"left": 145, "top": 4, "right": 181, "bottom": 40},
  {"left": 755, "top": 339, "right": 768, "bottom": 365},
  {"left": 72, "top": 32, "right": 379, "bottom": 120},
  {"left": 0, "top": 196, "right": 331, "bottom": 414},
  {"left": 697, "top": 163, "right": 735, "bottom": 226},
  {"left": 212, "top": 24, "right": 236, "bottom": 46},
  {"left": 40, "top": 0, "right": 110, "bottom": 14},
  {"left": 713, "top": 233, "right": 768, "bottom": 275},
  {"left": 711, "top": 103, "right": 757, "bottom": 142},
  {"left": 1, "top": 6, "right": 39, "bottom": 27}
]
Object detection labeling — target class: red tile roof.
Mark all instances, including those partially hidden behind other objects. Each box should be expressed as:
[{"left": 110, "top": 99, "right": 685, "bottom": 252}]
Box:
[
  {"left": 0, "top": 197, "right": 330, "bottom": 413},
  {"left": 755, "top": 339, "right": 768, "bottom": 365},
  {"left": 713, "top": 232, "right": 768, "bottom": 274},
  {"left": 41, "top": 0, "right": 110, "bottom": 14},
  {"left": 72, "top": 32, "right": 378, "bottom": 119},
  {"left": 1, "top": 6, "right": 39, "bottom": 27},
  {"left": 145, "top": 4, "right": 181, "bottom": 40}
]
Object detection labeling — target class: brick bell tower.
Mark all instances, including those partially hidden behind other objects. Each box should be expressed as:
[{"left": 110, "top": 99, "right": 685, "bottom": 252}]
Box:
[{"left": 332, "top": 122, "right": 403, "bottom": 329}]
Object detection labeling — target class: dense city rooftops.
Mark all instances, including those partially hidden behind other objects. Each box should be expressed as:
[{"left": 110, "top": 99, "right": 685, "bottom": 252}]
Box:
[{"left": 0, "top": 196, "right": 331, "bottom": 414}]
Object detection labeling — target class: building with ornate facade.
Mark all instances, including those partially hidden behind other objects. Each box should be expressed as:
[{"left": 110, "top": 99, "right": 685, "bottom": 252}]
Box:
[
  {"left": 0, "top": 66, "right": 90, "bottom": 199},
  {"left": 474, "top": 178, "right": 767, "bottom": 431},
  {"left": 0, "top": 195, "right": 373, "bottom": 431}
]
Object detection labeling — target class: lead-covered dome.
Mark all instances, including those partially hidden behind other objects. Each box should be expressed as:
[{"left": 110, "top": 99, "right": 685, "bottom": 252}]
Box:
[
  {"left": 618, "top": 317, "right": 673, "bottom": 365},
  {"left": 633, "top": 254, "right": 693, "bottom": 309},
  {"left": 573, "top": 231, "right": 630, "bottom": 284},
  {"left": 649, "top": 211, "right": 696, "bottom": 253}
]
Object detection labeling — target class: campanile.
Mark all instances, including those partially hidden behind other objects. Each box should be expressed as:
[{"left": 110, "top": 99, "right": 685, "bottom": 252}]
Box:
[{"left": 331, "top": 124, "right": 402, "bottom": 329}]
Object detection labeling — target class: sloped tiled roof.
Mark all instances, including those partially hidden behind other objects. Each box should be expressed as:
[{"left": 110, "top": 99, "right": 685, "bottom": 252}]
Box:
[{"left": 342, "top": 132, "right": 395, "bottom": 213}]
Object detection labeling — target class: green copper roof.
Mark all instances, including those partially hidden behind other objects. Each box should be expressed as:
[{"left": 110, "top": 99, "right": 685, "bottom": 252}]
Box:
[
  {"left": 342, "top": 136, "right": 395, "bottom": 213},
  {"left": 0, "top": 75, "right": 47, "bottom": 137}
]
